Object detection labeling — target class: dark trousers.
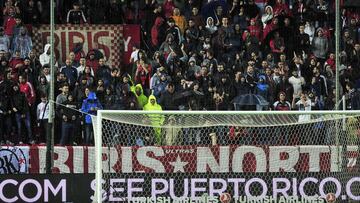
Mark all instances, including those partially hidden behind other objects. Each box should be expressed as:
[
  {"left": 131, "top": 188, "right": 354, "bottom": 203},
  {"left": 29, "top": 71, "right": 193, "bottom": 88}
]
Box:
[
  {"left": 15, "top": 112, "right": 33, "bottom": 143},
  {"left": 73, "top": 119, "right": 82, "bottom": 145},
  {"left": 37, "top": 119, "right": 48, "bottom": 143},
  {"left": 61, "top": 121, "right": 75, "bottom": 145},
  {"left": 3, "top": 114, "right": 13, "bottom": 142}
]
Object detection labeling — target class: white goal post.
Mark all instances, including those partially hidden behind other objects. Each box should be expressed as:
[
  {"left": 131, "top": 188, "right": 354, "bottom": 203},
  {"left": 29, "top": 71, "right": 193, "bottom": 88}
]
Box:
[{"left": 93, "top": 110, "right": 360, "bottom": 203}]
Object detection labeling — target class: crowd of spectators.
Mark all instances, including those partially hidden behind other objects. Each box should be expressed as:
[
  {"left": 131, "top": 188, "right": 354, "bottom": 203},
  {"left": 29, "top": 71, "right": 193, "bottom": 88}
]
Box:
[{"left": 0, "top": 0, "right": 359, "bottom": 146}]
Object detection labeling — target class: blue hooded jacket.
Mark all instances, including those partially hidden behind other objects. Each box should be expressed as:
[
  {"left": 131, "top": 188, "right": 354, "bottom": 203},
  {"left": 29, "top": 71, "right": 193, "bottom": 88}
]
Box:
[
  {"left": 255, "top": 75, "right": 269, "bottom": 100},
  {"left": 81, "top": 92, "right": 103, "bottom": 124}
]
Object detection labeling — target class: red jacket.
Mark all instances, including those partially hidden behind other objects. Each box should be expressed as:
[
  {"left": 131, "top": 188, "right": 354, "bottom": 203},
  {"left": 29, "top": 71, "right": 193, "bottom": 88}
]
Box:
[
  {"left": 248, "top": 25, "right": 262, "bottom": 41},
  {"left": 135, "top": 63, "right": 152, "bottom": 90},
  {"left": 74, "top": 50, "right": 85, "bottom": 63},
  {"left": 9, "top": 57, "right": 23, "bottom": 69},
  {"left": 151, "top": 17, "right": 165, "bottom": 47},
  {"left": 9, "top": 57, "right": 24, "bottom": 80},
  {"left": 273, "top": 3, "right": 292, "bottom": 17},
  {"left": 3, "top": 16, "right": 16, "bottom": 36},
  {"left": 263, "top": 21, "right": 278, "bottom": 41},
  {"left": 86, "top": 59, "right": 99, "bottom": 74},
  {"left": 163, "top": 0, "right": 175, "bottom": 18},
  {"left": 20, "top": 81, "right": 36, "bottom": 106},
  {"left": 326, "top": 58, "right": 335, "bottom": 71}
]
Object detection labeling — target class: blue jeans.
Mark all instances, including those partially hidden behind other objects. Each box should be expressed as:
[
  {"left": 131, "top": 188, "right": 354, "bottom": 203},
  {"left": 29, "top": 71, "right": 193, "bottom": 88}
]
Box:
[
  {"left": 84, "top": 124, "right": 93, "bottom": 145},
  {"left": 61, "top": 122, "right": 74, "bottom": 145},
  {"left": 15, "top": 112, "right": 33, "bottom": 143}
]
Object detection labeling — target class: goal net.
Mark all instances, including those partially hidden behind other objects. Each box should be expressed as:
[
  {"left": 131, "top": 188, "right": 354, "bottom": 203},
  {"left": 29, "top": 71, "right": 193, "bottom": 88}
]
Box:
[{"left": 93, "top": 110, "right": 360, "bottom": 203}]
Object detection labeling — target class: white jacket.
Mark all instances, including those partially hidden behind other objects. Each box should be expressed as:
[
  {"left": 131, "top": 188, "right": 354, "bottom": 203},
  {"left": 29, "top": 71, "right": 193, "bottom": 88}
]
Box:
[{"left": 39, "top": 44, "right": 51, "bottom": 66}]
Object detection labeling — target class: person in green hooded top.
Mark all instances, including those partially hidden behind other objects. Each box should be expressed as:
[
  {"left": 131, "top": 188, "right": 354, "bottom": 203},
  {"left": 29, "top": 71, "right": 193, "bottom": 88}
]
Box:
[
  {"left": 132, "top": 84, "right": 148, "bottom": 109},
  {"left": 143, "top": 95, "right": 164, "bottom": 145}
]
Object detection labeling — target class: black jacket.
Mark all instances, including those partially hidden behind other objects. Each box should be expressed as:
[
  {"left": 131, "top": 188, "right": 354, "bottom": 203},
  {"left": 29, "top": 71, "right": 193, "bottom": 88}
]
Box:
[
  {"left": 159, "top": 90, "right": 178, "bottom": 110},
  {"left": 0, "top": 92, "right": 11, "bottom": 115},
  {"left": 0, "top": 79, "right": 15, "bottom": 95},
  {"left": 348, "top": 89, "right": 360, "bottom": 110},
  {"left": 61, "top": 100, "right": 79, "bottom": 122},
  {"left": 296, "top": 33, "right": 311, "bottom": 53},
  {"left": 11, "top": 91, "right": 29, "bottom": 114},
  {"left": 104, "top": 94, "right": 116, "bottom": 110}
]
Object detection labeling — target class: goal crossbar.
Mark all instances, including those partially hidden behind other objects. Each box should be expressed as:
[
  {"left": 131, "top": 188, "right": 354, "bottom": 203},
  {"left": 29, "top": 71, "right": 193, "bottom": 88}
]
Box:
[{"left": 97, "top": 110, "right": 360, "bottom": 115}]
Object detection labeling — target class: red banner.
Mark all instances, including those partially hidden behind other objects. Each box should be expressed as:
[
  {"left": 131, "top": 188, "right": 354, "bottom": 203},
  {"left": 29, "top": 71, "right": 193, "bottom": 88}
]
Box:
[
  {"left": 122, "top": 24, "right": 141, "bottom": 64},
  {"left": 32, "top": 24, "right": 140, "bottom": 67},
  {"left": 27, "top": 146, "right": 359, "bottom": 174}
]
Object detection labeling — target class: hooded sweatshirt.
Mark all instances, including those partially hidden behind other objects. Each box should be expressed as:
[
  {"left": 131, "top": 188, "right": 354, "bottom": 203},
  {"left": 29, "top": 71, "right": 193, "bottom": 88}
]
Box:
[
  {"left": 159, "top": 33, "right": 177, "bottom": 57},
  {"left": 80, "top": 92, "right": 103, "bottom": 124},
  {"left": 151, "top": 17, "right": 165, "bottom": 47},
  {"left": 205, "top": 17, "right": 217, "bottom": 34},
  {"left": 132, "top": 84, "right": 148, "bottom": 108},
  {"left": 312, "top": 28, "right": 328, "bottom": 59},
  {"left": 143, "top": 95, "right": 164, "bottom": 145},
  {"left": 261, "top": 6, "right": 273, "bottom": 28},
  {"left": 143, "top": 95, "right": 162, "bottom": 111},
  {"left": 255, "top": 76, "right": 269, "bottom": 100},
  {"left": 39, "top": 44, "right": 51, "bottom": 66}
]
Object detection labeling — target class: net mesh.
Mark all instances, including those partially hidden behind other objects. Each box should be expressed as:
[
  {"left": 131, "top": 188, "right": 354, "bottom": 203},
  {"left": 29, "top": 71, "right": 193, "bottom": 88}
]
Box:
[{"left": 95, "top": 111, "right": 360, "bottom": 202}]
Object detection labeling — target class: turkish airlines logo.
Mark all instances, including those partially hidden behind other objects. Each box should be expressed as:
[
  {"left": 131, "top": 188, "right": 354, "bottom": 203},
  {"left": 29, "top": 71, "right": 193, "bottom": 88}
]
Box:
[
  {"left": 220, "top": 193, "right": 231, "bottom": 203},
  {"left": 326, "top": 193, "right": 336, "bottom": 203}
]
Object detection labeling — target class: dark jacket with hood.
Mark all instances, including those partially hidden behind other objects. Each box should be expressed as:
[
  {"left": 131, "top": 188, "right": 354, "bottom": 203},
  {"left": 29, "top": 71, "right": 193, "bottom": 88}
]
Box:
[{"left": 159, "top": 33, "right": 180, "bottom": 57}]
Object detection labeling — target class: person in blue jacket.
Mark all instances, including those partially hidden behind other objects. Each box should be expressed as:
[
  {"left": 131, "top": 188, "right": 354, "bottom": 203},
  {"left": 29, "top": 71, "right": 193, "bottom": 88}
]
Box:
[{"left": 80, "top": 91, "right": 103, "bottom": 145}]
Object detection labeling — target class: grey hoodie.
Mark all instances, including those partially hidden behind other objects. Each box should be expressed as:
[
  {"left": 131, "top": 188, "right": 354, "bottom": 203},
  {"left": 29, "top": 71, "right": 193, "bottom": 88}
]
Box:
[{"left": 312, "top": 29, "right": 328, "bottom": 59}]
